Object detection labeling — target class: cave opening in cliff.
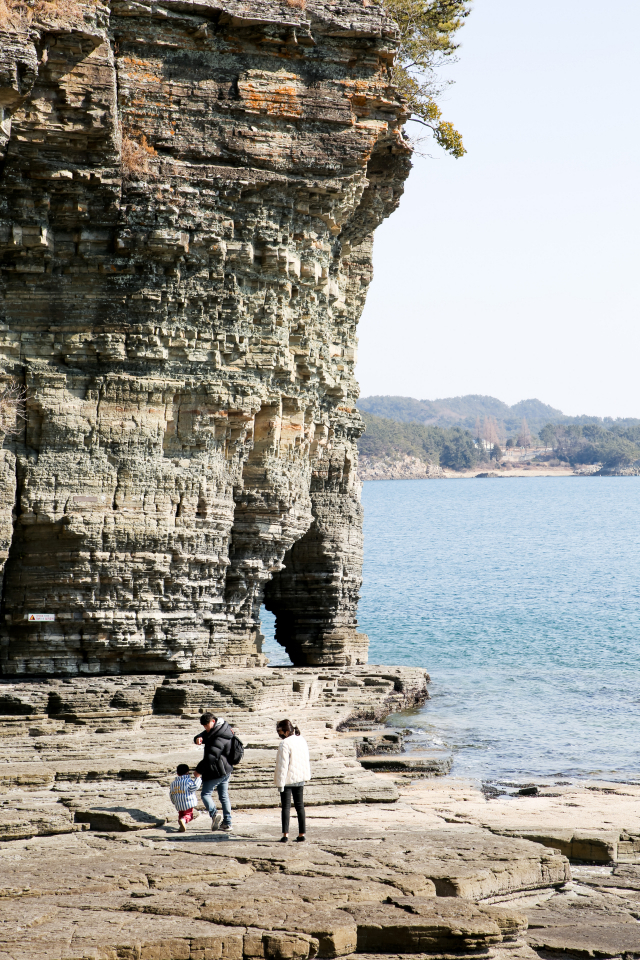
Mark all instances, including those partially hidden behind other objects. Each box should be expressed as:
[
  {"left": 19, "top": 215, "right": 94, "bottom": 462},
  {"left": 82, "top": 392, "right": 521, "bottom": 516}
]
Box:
[{"left": 259, "top": 607, "right": 292, "bottom": 667}]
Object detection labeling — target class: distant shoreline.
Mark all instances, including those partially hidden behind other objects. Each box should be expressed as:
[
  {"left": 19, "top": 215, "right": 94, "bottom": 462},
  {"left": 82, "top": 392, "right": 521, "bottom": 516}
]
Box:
[
  {"left": 360, "top": 467, "right": 589, "bottom": 483},
  {"left": 451, "top": 466, "right": 574, "bottom": 479},
  {"left": 361, "top": 467, "right": 625, "bottom": 481}
]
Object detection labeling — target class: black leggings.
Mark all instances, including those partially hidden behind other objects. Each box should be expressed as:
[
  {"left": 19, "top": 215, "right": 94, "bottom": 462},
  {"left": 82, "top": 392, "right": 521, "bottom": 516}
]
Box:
[{"left": 280, "top": 784, "right": 305, "bottom": 835}]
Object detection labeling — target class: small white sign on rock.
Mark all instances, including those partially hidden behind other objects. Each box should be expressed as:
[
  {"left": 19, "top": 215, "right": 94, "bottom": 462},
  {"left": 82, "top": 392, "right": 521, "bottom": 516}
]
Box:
[{"left": 26, "top": 614, "right": 55, "bottom": 622}]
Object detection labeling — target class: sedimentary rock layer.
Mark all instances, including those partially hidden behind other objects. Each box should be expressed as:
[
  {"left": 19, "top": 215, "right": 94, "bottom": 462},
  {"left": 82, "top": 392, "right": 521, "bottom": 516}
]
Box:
[
  {"left": 0, "top": 0, "right": 411, "bottom": 675},
  {"left": 0, "top": 662, "right": 575, "bottom": 960},
  {"left": 2, "top": 659, "right": 638, "bottom": 960},
  {"left": 0, "top": 826, "right": 560, "bottom": 960},
  {"left": 0, "top": 664, "right": 432, "bottom": 839}
]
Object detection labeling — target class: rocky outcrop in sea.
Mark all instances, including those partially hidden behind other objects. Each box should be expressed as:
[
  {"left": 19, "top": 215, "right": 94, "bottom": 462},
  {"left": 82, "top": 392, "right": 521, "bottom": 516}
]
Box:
[
  {"left": 358, "top": 455, "right": 445, "bottom": 481},
  {"left": 594, "top": 456, "right": 640, "bottom": 476},
  {"left": 0, "top": 0, "right": 411, "bottom": 674}
]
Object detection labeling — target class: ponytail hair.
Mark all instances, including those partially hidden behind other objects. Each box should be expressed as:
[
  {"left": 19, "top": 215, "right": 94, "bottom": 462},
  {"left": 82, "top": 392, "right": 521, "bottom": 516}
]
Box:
[{"left": 277, "top": 719, "right": 300, "bottom": 737}]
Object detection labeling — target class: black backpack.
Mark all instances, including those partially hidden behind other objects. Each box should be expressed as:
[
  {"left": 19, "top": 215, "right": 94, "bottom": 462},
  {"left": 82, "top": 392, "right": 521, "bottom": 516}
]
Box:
[{"left": 229, "top": 734, "right": 244, "bottom": 766}]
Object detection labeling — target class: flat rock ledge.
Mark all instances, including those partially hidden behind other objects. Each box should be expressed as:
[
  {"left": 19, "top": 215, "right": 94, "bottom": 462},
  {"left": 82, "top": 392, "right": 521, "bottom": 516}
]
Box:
[
  {"left": 359, "top": 750, "right": 453, "bottom": 776},
  {"left": 0, "top": 665, "right": 430, "bottom": 839},
  {"left": 0, "top": 822, "right": 568, "bottom": 960},
  {"left": 3, "top": 667, "right": 640, "bottom": 960}
]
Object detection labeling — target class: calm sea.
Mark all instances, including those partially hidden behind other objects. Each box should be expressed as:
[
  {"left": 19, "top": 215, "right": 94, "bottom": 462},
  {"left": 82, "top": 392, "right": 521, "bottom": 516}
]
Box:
[{"left": 262, "top": 477, "right": 640, "bottom": 785}]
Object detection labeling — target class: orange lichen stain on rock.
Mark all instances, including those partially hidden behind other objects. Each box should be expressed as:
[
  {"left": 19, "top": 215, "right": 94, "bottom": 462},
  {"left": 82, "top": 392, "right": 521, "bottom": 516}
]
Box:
[
  {"left": 341, "top": 77, "right": 395, "bottom": 112},
  {"left": 119, "top": 56, "right": 164, "bottom": 84},
  {"left": 128, "top": 91, "right": 168, "bottom": 114},
  {"left": 340, "top": 78, "right": 372, "bottom": 95},
  {"left": 239, "top": 75, "right": 303, "bottom": 119},
  {"left": 247, "top": 86, "right": 301, "bottom": 118}
]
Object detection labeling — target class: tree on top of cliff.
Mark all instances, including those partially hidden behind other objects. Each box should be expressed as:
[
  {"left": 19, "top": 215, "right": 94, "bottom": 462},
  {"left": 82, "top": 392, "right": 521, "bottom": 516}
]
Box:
[{"left": 384, "top": 0, "right": 472, "bottom": 158}]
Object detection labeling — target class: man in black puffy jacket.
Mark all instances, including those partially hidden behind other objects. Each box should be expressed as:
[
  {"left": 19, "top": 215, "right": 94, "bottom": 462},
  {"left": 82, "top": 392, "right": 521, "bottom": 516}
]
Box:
[{"left": 194, "top": 713, "right": 234, "bottom": 831}]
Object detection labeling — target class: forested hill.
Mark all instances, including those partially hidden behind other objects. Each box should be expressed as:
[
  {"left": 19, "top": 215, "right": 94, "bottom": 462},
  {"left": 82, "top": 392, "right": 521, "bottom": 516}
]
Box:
[
  {"left": 358, "top": 412, "right": 480, "bottom": 470},
  {"left": 357, "top": 397, "right": 640, "bottom": 471},
  {"left": 358, "top": 394, "right": 565, "bottom": 436},
  {"left": 358, "top": 394, "right": 640, "bottom": 438}
]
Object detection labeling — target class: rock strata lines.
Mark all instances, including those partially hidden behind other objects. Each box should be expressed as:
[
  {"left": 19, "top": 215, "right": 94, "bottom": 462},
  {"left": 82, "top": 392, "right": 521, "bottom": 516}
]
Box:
[{"left": 0, "top": 0, "right": 411, "bottom": 675}]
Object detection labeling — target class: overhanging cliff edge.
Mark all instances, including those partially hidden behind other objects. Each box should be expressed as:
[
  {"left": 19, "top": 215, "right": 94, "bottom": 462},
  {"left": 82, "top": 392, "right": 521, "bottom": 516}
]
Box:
[{"left": 0, "top": 0, "right": 412, "bottom": 675}]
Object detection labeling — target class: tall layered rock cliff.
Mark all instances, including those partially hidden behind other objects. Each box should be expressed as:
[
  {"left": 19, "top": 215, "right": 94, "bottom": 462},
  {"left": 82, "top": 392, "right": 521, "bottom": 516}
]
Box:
[{"left": 0, "top": 0, "right": 411, "bottom": 676}]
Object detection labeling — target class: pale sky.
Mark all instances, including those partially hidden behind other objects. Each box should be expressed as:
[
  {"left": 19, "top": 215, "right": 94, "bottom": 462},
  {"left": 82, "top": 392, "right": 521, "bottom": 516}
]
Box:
[{"left": 357, "top": 0, "right": 640, "bottom": 418}]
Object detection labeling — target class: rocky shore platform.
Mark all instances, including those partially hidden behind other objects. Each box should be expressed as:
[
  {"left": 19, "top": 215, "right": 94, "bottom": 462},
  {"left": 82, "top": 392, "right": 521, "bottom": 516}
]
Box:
[{"left": 2, "top": 666, "right": 640, "bottom": 960}]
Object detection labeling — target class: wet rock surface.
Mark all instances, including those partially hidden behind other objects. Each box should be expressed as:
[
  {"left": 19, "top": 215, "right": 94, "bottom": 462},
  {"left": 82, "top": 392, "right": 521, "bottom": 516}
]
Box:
[
  {"left": 418, "top": 777, "right": 640, "bottom": 866},
  {"left": 359, "top": 750, "right": 453, "bottom": 776}
]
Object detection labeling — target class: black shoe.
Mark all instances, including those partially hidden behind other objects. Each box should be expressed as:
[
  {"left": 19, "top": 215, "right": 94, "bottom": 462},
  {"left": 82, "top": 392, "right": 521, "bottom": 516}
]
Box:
[
  {"left": 295, "top": 836, "right": 306, "bottom": 842},
  {"left": 211, "top": 816, "right": 221, "bottom": 831},
  {"left": 279, "top": 836, "right": 289, "bottom": 842},
  {"left": 219, "top": 822, "right": 232, "bottom": 832}
]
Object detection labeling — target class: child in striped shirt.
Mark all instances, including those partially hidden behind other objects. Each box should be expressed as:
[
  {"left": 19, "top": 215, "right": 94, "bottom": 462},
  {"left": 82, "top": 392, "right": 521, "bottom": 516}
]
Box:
[{"left": 169, "top": 764, "right": 202, "bottom": 832}]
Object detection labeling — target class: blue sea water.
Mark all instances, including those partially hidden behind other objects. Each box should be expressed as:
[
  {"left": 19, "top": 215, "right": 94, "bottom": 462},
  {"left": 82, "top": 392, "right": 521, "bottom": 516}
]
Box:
[{"left": 263, "top": 477, "right": 640, "bottom": 784}]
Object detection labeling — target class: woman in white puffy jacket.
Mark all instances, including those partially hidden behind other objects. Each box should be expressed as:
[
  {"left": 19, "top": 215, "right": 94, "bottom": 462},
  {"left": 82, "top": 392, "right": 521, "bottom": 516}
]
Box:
[{"left": 274, "top": 719, "right": 311, "bottom": 842}]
